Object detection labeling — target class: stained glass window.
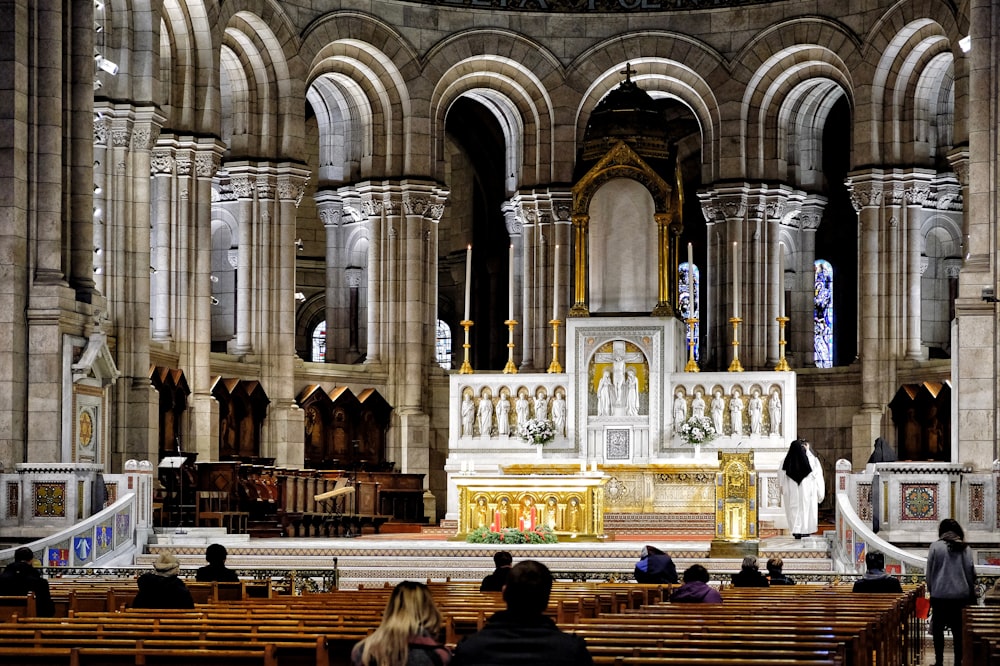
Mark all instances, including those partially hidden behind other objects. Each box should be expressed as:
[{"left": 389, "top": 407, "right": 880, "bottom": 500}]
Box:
[
  {"left": 814, "top": 260, "right": 833, "bottom": 368},
  {"left": 311, "top": 320, "right": 326, "bottom": 363},
  {"left": 436, "top": 320, "right": 452, "bottom": 370},
  {"left": 679, "top": 262, "right": 700, "bottom": 360}
]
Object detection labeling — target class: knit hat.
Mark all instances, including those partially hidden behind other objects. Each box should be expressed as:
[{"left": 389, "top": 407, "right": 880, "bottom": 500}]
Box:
[{"left": 153, "top": 552, "right": 180, "bottom": 577}]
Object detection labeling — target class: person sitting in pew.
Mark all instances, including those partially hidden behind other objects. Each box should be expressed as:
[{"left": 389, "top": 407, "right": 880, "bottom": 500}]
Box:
[
  {"left": 852, "top": 551, "right": 902, "bottom": 594},
  {"left": 0, "top": 546, "right": 54, "bottom": 616},
  {"left": 133, "top": 552, "right": 194, "bottom": 609},
  {"left": 453, "top": 560, "right": 593, "bottom": 665},
  {"left": 730, "top": 556, "right": 769, "bottom": 588},
  {"left": 633, "top": 545, "right": 678, "bottom": 585},
  {"left": 351, "top": 580, "right": 451, "bottom": 666},
  {"left": 765, "top": 557, "right": 795, "bottom": 585},
  {"left": 670, "top": 564, "right": 722, "bottom": 603},
  {"left": 195, "top": 543, "right": 240, "bottom": 583},
  {"left": 480, "top": 551, "right": 513, "bottom": 592}
]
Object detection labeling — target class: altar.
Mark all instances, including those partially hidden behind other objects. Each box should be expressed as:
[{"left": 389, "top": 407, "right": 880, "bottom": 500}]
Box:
[{"left": 445, "top": 317, "right": 798, "bottom": 535}]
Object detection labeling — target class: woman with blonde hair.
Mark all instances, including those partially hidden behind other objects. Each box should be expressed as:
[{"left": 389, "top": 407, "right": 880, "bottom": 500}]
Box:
[{"left": 351, "top": 581, "right": 451, "bottom": 666}]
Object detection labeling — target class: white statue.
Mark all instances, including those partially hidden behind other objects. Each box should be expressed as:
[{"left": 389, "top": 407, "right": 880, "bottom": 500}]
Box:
[
  {"left": 691, "top": 390, "right": 705, "bottom": 420},
  {"left": 477, "top": 393, "right": 493, "bottom": 437},
  {"left": 748, "top": 389, "right": 763, "bottom": 436},
  {"left": 769, "top": 389, "right": 782, "bottom": 435},
  {"left": 596, "top": 370, "right": 615, "bottom": 416},
  {"left": 515, "top": 391, "right": 530, "bottom": 427},
  {"left": 729, "top": 388, "right": 744, "bottom": 436},
  {"left": 496, "top": 391, "right": 511, "bottom": 436},
  {"left": 534, "top": 390, "right": 549, "bottom": 420},
  {"left": 710, "top": 390, "right": 725, "bottom": 436},
  {"left": 672, "top": 389, "right": 687, "bottom": 431},
  {"left": 461, "top": 393, "right": 475, "bottom": 437},
  {"left": 551, "top": 391, "right": 566, "bottom": 435},
  {"left": 624, "top": 368, "right": 639, "bottom": 416},
  {"left": 612, "top": 349, "right": 627, "bottom": 402}
]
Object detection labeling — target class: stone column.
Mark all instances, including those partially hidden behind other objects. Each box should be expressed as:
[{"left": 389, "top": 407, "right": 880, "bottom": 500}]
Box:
[
  {"left": 794, "top": 197, "right": 826, "bottom": 368},
  {"left": 149, "top": 148, "right": 173, "bottom": 342},
  {"left": 227, "top": 166, "right": 255, "bottom": 355},
  {"left": 345, "top": 268, "right": 363, "bottom": 355},
  {"left": 903, "top": 173, "right": 933, "bottom": 360},
  {"left": 315, "top": 191, "right": 345, "bottom": 363},
  {"left": 699, "top": 185, "right": 748, "bottom": 370}
]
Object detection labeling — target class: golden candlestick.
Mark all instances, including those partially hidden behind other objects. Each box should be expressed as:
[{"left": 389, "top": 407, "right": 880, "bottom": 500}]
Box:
[
  {"left": 727, "top": 316, "right": 744, "bottom": 372},
  {"left": 503, "top": 319, "right": 519, "bottom": 374},
  {"left": 459, "top": 319, "right": 474, "bottom": 374},
  {"left": 775, "top": 316, "right": 791, "bottom": 371},
  {"left": 684, "top": 317, "right": 700, "bottom": 372},
  {"left": 547, "top": 319, "right": 563, "bottom": 373}
]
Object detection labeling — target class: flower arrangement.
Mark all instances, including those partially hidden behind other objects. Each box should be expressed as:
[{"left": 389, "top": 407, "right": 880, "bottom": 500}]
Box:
[
  {"left": 518, "top": 418, "right": 556, "bottom": 445},
  {"left": 466, "top": 525, "right": 558, "bottom": 544},
  {"left": 678, "top": 415, "right": 717, "bottom": 446}
]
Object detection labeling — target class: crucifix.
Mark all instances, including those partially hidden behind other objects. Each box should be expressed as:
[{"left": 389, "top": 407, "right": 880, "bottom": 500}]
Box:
[
  {"left": 619, "top": 62, "right": 637, "bottom": 83},
  {"left": 594, "top": 340, "right": 644, "bottom": 415}
]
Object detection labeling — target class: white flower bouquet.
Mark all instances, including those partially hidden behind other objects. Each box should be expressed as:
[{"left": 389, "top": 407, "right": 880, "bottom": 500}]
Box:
[
  {"left": 678, "top": 415, "right": 717, "bottom": 446},
  {"left": 519, "top": 418, "right": 556, "bottom": 445}
]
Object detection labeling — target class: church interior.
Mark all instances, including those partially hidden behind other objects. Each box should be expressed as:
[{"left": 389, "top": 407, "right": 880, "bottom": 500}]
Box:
[{"left": 1, "top": 0, "right": 999, "bottom": 662}]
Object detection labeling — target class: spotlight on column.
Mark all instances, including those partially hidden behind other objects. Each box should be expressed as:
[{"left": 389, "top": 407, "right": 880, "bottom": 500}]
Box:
[
  {"left": 95, "top": 54, "right": 119, "bottom": 75},
  {"left": 295, "top": 291, "right": 306, "bottom": 302},
  {"left": 959, "top": 35, "right": 971, "bottom": 53},
  {"left": 294, "top": 238, "right": 304, "bottom": 251},
  {"left": 210, "top": 274, "right": 219, "bottom": 283},
  {"left": 94, "top": 0, "right": 105, "bottom": 10},
  {"left": 210, "top": 296, "right": 220, "bottom": 305},
  {"left": 150, "top": 266, "right": 157, "bottom": 274}
]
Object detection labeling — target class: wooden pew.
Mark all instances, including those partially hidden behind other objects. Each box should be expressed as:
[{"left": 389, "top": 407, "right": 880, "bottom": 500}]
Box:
[{"left": 0, "top": 594, "right": 36, "bottom": 621}]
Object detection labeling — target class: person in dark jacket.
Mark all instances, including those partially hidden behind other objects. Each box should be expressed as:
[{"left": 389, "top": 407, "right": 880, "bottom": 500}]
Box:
[
  {"left": 479, "top": 551, "right": 512, "bottom": 592},
  {"left": 452, "top": 560, "right": 593, "bottom": 665},
  {"left": 133, "top": 552, "right": 195, "bottom": 609},
  {"left": 926, "top": 518, "right": 976, "bottom": 666},
  {"left": 670, "top": 564, "right": 722, "bottom": 603},
  {"left": 852, "top": 551, "right": 902, "bottom": 593},
  {"left": 195, "top": 543, "right": 240, "bottom": 583},
  {"left": 730, "top": 556, "right": 769, "bottom": 587},
  {"left": 633, "top": 545, "right": 678, "bottom": 584},
  {"left": 766, "top": 557, "right": 795, "bottom": 585},
  {"left": 0, "top": 547, "right": 54, "bottom": 617}
]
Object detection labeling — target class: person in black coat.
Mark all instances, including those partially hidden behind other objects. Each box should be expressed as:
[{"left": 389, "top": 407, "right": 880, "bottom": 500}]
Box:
[
  {"left": 766, "top": 557, "right": 795, "bottom": 585},
  {"left": 133, "top": 552, "right": 195, "bottom": 609},
  {"left": 730, "top": 556, "right": 769, "bottom": 587},
  {"left": 0, "top": 547, "right": 55, "bottom": 617},
  {"left": 633, "top": 545, "right": 678, "bottom": 584},
  {"left": 479, "top": 551, "right": 512, "bottom": 592},
  {"left": 853, "top": 551, "right": 903, "bottom": 593},
  {"left": 453, "top": 560, "right": 593, "bottom": 666},
  {"left": 195, "top": 543, "right": 240, "bottom": 583}
]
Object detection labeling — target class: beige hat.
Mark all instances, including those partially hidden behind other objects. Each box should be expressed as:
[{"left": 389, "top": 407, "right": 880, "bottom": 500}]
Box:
[{"left": 153, "top": 551, "right": 180, "bottom": 577}]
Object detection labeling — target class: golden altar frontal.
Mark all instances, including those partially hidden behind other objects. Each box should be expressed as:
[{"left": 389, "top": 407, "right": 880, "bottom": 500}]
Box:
[{"left": 456, "top": 471, "right": 607, "bottom": 539}]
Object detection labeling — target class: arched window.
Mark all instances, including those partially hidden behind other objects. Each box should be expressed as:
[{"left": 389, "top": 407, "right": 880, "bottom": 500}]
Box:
[
  {"left": 814, "top": 260, "right": 833, "bottom": 368},
  {"left": 311, "top": 320, "right": 326, "bottom": 363},
  {"left": 679, "top": 262, "right": 700, "bottom": 360},
  {"left": 436, "top": 320, "right": 452, "bottom": 370}
]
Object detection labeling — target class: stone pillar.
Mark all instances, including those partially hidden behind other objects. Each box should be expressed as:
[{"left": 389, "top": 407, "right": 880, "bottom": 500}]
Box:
[
  {"left": 150, "top": 149, "right": 173, "bottom": 342},
  {"left": 903, "top": 173, "right": 933, "bottom": 360},
  {"left": 502, "top": 202, "right": 523, "bottom": 369},
  {"left": 699, "top": 185, "right": 748, "bottom": 370},
  {"left": 794, "top": 198, "right": 826, "bottom": 368},
  {"left": 345, "top": 268, "right": 363, "bottom": 355},
  {"left": 228, "top": 167, "right": 255, "bottom": 355},
  {"left": 315, "top": 192, "right": 346, "bottom": 363}
]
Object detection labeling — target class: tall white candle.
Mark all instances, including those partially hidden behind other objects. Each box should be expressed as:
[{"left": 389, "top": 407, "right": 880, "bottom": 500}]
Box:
[
  {"left": 778, "top": 242, "right": 785, "bottom": 318},
  {"left": 687, "top": 242, "right": 693, "bottom": 271},
  {"left": 733, "top": 241, "right": 740, "bottom": 319},
  {"left": 508, "top": 244, "right": 514, "bottom": 320},
  {"left": 464, "top": 244, "right": 472, "bottom": 321},
  {"left": 552, "top": 244, "right": 559, "bottom": 320}
]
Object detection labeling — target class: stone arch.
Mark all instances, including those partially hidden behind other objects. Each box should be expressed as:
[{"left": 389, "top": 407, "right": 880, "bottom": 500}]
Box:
[
  {"left": 425, "top": 30, "right": 562, "bottom": 187},
  {"left": 300, "top": 14, "right": 418, "bottom": 179},
  {"left": 156, "top": 0, "right": 223, "bottom": 135},
  {"left": 296, "top": 293, "right": 327, "bottom": 362},
  {"left": 567, "top": 34, "right": 726, "bottom": 185}
]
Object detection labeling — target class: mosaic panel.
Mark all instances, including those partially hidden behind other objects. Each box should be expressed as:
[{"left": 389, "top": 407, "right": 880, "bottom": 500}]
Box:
[
  {"left": 970, "top": 484, "right": 985, "bottom": 523},
  {"left": 95, "top": 521, "right": 114, "bottom": 557},
  {"left": 900, "top": 483, "right": 938, "bottom": 522},
  {"left": 115, "top": 512, "right": 131, "bottom": 548},
  {"left": 73, "top": 535, "right": 93, "bottom": 563},
  {"left": 48, "top": 540, "right": 70, "bottom": 567},
  {"left": 6, "top": 482, "right": 18, "bottom": 518},
  {"left": 605, "top": 429, "right": 630, "bottom": 459},
  {"left": 33, "top": 482, "right": 66, "bottom": 517},
  {"left": 105, "top": 481, "right": 118, "bottom": 505},
  {"left": 857, "top": 483, "right": 872, "bottom": 522}
]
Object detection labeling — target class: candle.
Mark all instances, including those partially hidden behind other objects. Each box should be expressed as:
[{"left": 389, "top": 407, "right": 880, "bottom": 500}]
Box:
[
  {"left": 552, "top": 244, "right": 559, "bottom": 320},
  {"left": 529, "top": 506, "right": 536, "bottom": 530},
  {"left": 581, "top": 460, "right": 587, "bottom": 473},
  {"left": 493, "top": 510, "right": 501, "bottom": 532},
  {"left": 732, "top": 241, "right": 740, "bottom": 319},
  {"left": 778, "top": 242, "right": 785, "bottom": 318},
  {"left": 464, "top": 245, "right": 472, "bottom": 321},
  {"left": 590, "top": 461, "right": 598, "bottom": 472},
  {"left": 687, "top": 242, "right": 693, "bottom": 271},
  {"left": 508, "top": 244, "right": 514, "bottom": 320}
]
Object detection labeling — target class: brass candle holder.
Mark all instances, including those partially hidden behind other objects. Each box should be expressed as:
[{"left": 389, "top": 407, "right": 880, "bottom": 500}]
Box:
[
  {"left": 458, "top": 320, "right": 474, "bottom": 374},
  {"left": 684, "top": 317, "right": 700, "bottom": 372},
  {"left": 775, "top": 316, "right": 791, "bottom": 371},
  {"left": 503, "top": 319, "right": 518, "bottom": 374},
  {"left": 727, "top": 316, "right": 744, "bottom": 372},
  {"left": 547, "top": 319, "right": 563, "bottom": 373}
]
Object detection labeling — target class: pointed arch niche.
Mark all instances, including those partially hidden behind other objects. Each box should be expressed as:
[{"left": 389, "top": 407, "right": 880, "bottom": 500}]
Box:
[{"left": 570, "top": 141, "right": 678, "bottom": 317}]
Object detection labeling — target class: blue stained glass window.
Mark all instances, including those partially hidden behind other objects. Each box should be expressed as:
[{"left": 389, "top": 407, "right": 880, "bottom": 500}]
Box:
[
  {"left": 679, "top": 262, "right": 700, "bottom": 360},
  {"left": 311, "top": 320, "right": 326, "bottom": 363},
  {"left": 436, "top": 319, "right": 452, "bottom": 370},
  {"left": 814, "top": 260, "right": 833, "bottom": 368}
]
